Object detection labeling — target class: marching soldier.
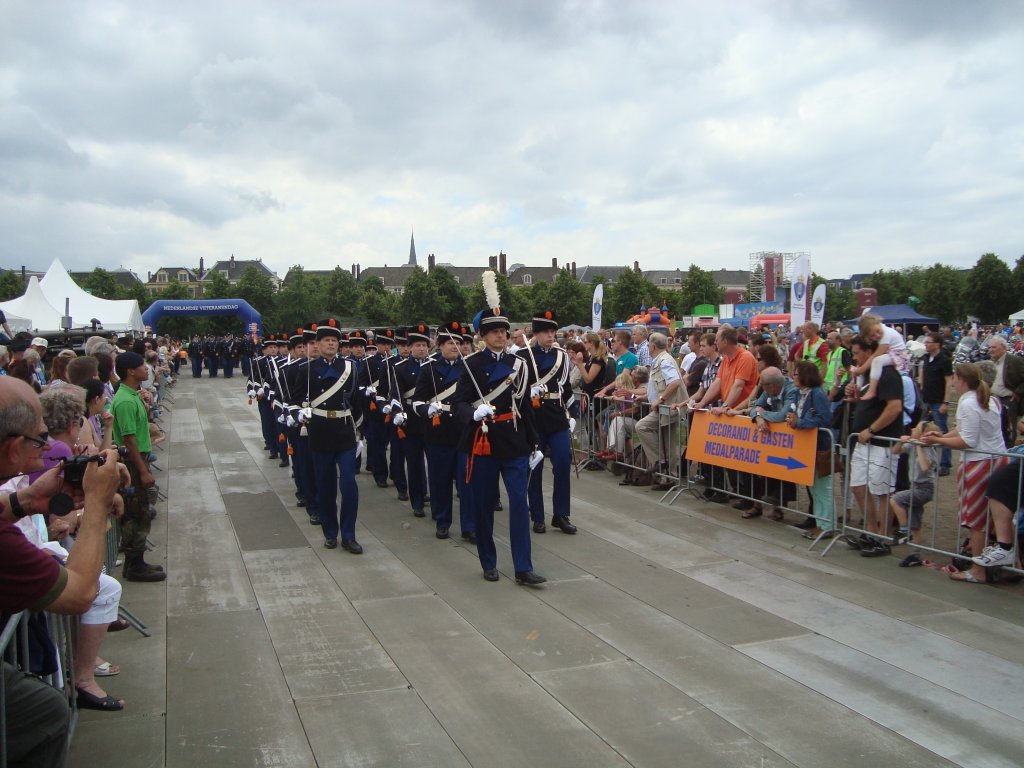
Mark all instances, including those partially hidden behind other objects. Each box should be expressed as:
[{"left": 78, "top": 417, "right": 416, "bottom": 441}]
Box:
[
  {"left": 413, "top": 320, "right": 474, "bottom": 541},
  {"left": 205, "top": 334, "right": 220, "bottom": 377},
  {"left": 391, "top": 323, "right": 431, "bottom": 518},
  {"left": 188, "top": 334, "right": 203, "bottom": 377},
  {"left": 303, "top": 319, "right": 368, "bottom": 553},
  {"left": 379, "top": 327, "right": 410, "bottom": 502},
  {"left": 364, "top": 328, "right": 395, "bottom": 488},
  {"left": 251, "top": 338, "right": 280, "bottom": 457},
  {"left": 222, "top": 334, "right": 237, "bottom": 378},
  {"left": 519, "top": 310, "right": 578, "bottom": 535},
  {"left": 454, "top": 303, "right": 545, "bottom": 586},
  {"left": 285, "top": 326, "right": 320, "bottom": 525}
]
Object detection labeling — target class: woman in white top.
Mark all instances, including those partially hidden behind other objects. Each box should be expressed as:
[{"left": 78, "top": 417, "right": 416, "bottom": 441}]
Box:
[{"left": 921, "top": 363, "right": 1007, "bottom": 583}]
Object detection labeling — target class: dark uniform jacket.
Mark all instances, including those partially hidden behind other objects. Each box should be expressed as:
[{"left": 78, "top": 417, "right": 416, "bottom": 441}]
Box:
[
  {"left": 307, "top": 355, "right": 367, "bottom": 452},
  {"left": 517, "top": 343, "right": 573, "bottom": 434},
  {"left": 412, "top": 356, "right": 464, "bottom": 446},
  {"left": 391, "top": 356, "right": 430, "bottom": 437},
  {"left": 453, "top": 348, "right": 538, "bottom": 458}
]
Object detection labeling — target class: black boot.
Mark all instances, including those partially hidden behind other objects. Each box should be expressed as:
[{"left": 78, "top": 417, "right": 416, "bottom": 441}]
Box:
[{"left": 123, "top": 555, "right": 167, "bottom": 582}]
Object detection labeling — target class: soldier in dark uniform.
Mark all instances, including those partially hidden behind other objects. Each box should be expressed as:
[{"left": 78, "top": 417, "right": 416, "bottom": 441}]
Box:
[
  {"left": 364, "top": 328, "right": 394, "bottom": 488},
  {"left": 453, "top": 306, "right": 545, "bottom": 586},
  {"left": 189, "top": 334, "right": 204, "bottom": 377},
  {"left": 285, "top": 325, "right": 320, "bottom": 525},
  {"left": 347, "top": 330, "right": 371, "bottom": 474},
  {"left": 266, "top": 337, "right": 291, "bottom": 467},
  {"left": 254, "top": 338, "right": 282, "bottom": 459},
  {"left": 379, "top": 327, "right": 410, "bottom": 502},
  {"left": 222, "top": 334, "right": 236, "bottom": 378},
  {"left": 391, "top": 324, "right": 431, "bottom": 518},
  {"left": 519, "top": 310, "right": 578, "bottom": 535},
  {"left": 205, "top": 334, "right": 220, "bottom": 377},
  {"left": 413, "top": 320, "right": 474, "bottom": 541},
  {"left": 303, "top": 319, "right": 367, "bottom": 553}
]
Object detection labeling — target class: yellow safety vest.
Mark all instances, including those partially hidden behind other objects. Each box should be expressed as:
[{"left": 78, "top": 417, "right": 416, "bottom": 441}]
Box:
[{"left": 824, "top": 346, "right": 847, "bottom": 388}]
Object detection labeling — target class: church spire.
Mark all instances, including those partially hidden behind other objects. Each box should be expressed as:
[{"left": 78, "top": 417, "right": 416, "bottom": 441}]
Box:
[{"left": 408, "top": 229, "right": 417, "bottom": 266}]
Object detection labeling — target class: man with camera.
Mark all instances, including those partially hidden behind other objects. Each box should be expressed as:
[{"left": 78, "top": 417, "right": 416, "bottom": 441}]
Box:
[
  {"left": 1, "top": 375, "right": 128, "bottom": 768},
  {"left": 110, "top": 350, "right": 166, "bottom": 581}
]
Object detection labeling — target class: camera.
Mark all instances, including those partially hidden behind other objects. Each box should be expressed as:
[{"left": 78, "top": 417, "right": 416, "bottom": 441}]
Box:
[{"left": 59, "top": 446, "right": 129, "bottom": 486}]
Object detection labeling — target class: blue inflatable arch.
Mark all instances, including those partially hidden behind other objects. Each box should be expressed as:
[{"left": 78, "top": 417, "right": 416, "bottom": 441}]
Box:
[{"left": 141, "top": 299, "right": 262, "bottom": 336}]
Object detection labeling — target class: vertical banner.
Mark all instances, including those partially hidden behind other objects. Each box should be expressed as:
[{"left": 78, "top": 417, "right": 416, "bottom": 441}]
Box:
[
  {"left": 592, "top": 283, "right": 604, "bottom": 330},
  {"left": 810, "top": 283, "right": 827, "bottom": 326},
  {"left": 789, "top": 254, "right": 810, "bottom": 324}
]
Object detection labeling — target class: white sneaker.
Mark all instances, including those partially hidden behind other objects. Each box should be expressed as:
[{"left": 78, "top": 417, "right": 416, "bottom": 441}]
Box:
[{"left": 972, "top": 545, "right": 1013, "bottom": 568}]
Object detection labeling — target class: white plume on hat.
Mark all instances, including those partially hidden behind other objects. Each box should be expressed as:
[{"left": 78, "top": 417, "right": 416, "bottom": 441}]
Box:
[{"left": 482, "top": 270, "right": 500, "bottom": 310}]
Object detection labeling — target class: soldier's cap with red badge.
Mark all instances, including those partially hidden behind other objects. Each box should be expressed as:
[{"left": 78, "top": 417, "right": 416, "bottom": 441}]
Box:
[
  {"left": 436, "top": 319, "right": 462, "bottom": 343},
  {"left": 374, "top": 328, "right": 395, "bottom": 346},
  {"left": 407, "top": 323, "right": 431, "bottom": 344},
  {"left": 532, "top": 309, "right": 558, "bottom": 333},
  {"left": 315, "top": 318, "right": 342, "bottom": 340},
  {"left": 348, "top": 329, "right": 368, "bottom": 346},
  {"left": 393, "top": 326, "right": 409, "bottom": 344},
  {"left": 303, "top": 323, "right": 318, "bottom": 342},
  {"left": 288, "top": 328, "right": 304, "bottom": 348},
  {"left": 476, "top": 306, "right": 509, "bottom": 333},
  {"left": 461, "top": 324, "right": 475, "bottom": 344}
]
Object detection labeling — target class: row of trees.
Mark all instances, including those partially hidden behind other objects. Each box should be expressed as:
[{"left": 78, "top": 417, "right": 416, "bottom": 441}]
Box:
[{"left": 2, "top": 253, "right": 1019, "bottom": 336}]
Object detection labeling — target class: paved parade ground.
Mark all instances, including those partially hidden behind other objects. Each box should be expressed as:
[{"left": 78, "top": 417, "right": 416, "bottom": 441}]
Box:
[{"left": 69, "top": 375, "right": 1024, "bottom": 768}]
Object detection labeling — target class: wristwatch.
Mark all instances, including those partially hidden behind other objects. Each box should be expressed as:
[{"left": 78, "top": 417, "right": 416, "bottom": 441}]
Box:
[
  {"left": 8, "top": 491, "right": 27, "bottom": 519},
  {"left": 867, "top": 426, "right": 876, "bottom": 435}
]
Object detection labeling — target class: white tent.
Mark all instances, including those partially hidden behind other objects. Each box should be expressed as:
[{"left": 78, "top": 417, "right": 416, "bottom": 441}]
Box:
[
  {"left": 39, "top": 259, "right": 144, "bottom": 332},
  {"left": 1009, "top": 308, "right": 1024, "bottom": 322},
  {"left": 0, "top": 276, "right": 66, "bottom": 332}
]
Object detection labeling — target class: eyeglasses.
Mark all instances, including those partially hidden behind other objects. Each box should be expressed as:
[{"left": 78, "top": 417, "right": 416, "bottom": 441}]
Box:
[{"left": 4, "top": 431, "right": 49, "bottom": 449}]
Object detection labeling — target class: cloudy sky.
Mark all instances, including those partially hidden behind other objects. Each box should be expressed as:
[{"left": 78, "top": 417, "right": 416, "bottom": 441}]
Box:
[{"left": 2, "top": 0, "right": 1022, "bottom": 281}]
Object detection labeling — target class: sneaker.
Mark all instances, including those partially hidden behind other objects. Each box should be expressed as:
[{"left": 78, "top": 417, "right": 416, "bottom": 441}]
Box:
[
  {"left": 972, "top": 545, "right": 1012, "bottom": 568},
  {"left": 860, "top": 540, "right": 891, "bottom": 558},
  {"left": 895, "top": 530, "right": 912, "bottom": 545},
  {"left": 938, "top": 467, "right": 951, "bottom": 477},
  {"left": 843, "top": 533, "right": 872, "bottom": 551}
]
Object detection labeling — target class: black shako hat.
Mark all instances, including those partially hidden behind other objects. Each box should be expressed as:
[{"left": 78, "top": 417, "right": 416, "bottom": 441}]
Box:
[{"left": 532, "top": 309, "right": 558, "bottom": 333}]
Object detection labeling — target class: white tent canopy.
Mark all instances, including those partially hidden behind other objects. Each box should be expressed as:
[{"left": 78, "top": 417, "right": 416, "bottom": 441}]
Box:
[
  {"left": 38, "top": 259, "right": 143, "bottom": 332},
  {"left": 1009, "top": 308, "right": 1024, "bottom": 322},
  {"left": 0, "top": 276, "right": 66, "bottom": 332}
]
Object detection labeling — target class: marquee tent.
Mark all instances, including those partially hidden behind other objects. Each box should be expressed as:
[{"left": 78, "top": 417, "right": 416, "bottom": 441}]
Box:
[
  {"left": 1009, "top": 308, "right": 1024, "bottom": 322},
  {"left": 844, "top": 304, "right": 939, "bottom": 327},
  {"left": 39, "top": 259, "right": 144, "bottom": 332},
  {"left": 0, "top": 276, "right": 66, "bottom": 332}
]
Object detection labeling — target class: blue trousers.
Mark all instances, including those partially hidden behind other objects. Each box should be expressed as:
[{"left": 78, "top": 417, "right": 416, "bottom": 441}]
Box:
[
  {"left": 207, "top": 356, "right": 219, "bottom": 377},
  {"left": 388, "top": 423, "right": 408, "bottom": 493},
  {"left": 471, "top": 454, "right": 532, "bottom": 573},
  {"left": 258, "top": 399, "right": 277, "bottom": 456},
  {"left": 191, "top": 356, "right": 202, "bottom": 377},
  {"left": 365, "top": 418, "right": 387, "bottom": 484},
  {"left": 222, "top": 357, "right": 234, "bottom": 378},
  {"left": 926, "top": 402, "right": 952, "bottom": 469},
  {"left": 312, "top": 446, "right": 359, "bottom": 541},
  {"left": 456, "top": 452, "right": 476, "bottom": 535},
  {"left": 292, "top": 433, "right": 318, "bottom": 512},
  {"left": 528, "top": 429, "right": 572, "bottom": 522},
  {"left": 275, "top": 415, "right": 289, "bottom": 465},
  {"left": 241, "top": 358, "right": 251, "bottom": 377},
  {"left": 426, "top": 443, "right": 460, "bottom": 531},
  {"left": 403, "top": 431, "right": 427, "bottom": 511}
]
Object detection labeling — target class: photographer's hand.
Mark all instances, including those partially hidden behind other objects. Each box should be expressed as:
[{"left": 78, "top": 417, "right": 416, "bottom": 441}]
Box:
[{"left": 19, "top": 466, "right": 67, "bottom": 516}]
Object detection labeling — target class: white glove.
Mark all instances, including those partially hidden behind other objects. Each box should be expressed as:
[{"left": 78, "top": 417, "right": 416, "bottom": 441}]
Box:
[
  {"left": 473, "top": 403, "right": 495, "bottom": 422},
  {"left": 393, "top": 412, "right": 407, "bottom": 427},
  {"left": 299, "top": 407, "right": 312, "bottom": 423},
  {"left": 276, "top": 414, "right": 285, "bottom": 424},
  {"left": 529, "top": 449, "right": 544, "bottom": 470},
  {"left": 286, "top": 415, "right": 296, "bottom": 428},
  {"left": 382, "top": 403, "right": 392, "bottom": 415},
  {"left": 427, "top": 403, "right": 441, "bottom": 417},
  {"left": 568, "top": 417, "right": 576, "bottom": 432},
  {"left": 364, "top": 386, "right": 376, "bottom": 397},
  {"left": 356, "top": 439, "right": 365, "bottom": 458},
  {"left": 531, "top": 385, "right": 545, "bottom": 399},
  {"left": 246, "top": 387, "right": 254, "bottom": 398}
]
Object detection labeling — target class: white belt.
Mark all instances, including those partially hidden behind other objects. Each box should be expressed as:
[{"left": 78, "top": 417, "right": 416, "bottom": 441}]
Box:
[{"left": 312, "top": 408, "right": 352, "bottom": 419}]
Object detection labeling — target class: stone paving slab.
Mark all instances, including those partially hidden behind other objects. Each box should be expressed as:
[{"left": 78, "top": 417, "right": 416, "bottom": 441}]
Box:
[{"left": 222, "top": 490, "right": 310, "bottom": 551}]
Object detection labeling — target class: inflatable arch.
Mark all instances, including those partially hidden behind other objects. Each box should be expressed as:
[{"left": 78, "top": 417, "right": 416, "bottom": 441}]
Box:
[{"left": 141, "top": 299, "right": 262, "bottom": 336}]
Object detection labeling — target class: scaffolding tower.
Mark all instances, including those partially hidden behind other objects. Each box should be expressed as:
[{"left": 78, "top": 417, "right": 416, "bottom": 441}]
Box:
[{"left": 748, "top": 251, "right": 809, "bottom": 302}]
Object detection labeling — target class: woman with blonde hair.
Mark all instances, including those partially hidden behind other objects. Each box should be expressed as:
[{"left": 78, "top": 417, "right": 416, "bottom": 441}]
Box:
[{"left": 921, "top": 363, "right": 1007, "bottom": 583}]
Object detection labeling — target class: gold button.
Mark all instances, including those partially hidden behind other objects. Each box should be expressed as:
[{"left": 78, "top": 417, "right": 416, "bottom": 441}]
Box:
[{"left": 327, "top": 410, "right": 336, "bottom": 418}]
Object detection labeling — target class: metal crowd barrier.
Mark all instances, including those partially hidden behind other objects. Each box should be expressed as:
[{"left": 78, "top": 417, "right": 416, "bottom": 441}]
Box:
[
  {"left": 1, "top": 609, "right": 77, "bottom": 768},
  {"left": 820, "top": 434, "right": 1024, "bottom": 577}
]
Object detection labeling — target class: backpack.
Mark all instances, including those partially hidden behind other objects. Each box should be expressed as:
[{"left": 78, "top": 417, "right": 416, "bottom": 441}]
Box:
[{"left": 902, "top": 375, "right": 925, "bottom": 429}]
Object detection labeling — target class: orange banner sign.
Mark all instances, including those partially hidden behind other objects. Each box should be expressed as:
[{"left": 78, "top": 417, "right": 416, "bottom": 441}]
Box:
[{"left": 687, "top": 410, "right": 817, "bottom": 485}]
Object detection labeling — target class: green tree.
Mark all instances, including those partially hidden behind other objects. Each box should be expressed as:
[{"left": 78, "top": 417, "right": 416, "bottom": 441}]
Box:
[
  {"left": 0, "top": 270, "right": 25, "bottom": 301},
  {"left": 809, "top": 273, "right": 856, "bottom": 324},
  {"left": 115, "top": 280, "right": 153, "bottom": 311},
  {"left": 426, "top": 267, "right": 465, "bottom": 321},
  {"left": 77, "top": 268, "right": 120, "bottom": 299},
  {"left": 152, "top": 282, "right": 197, "bottom": 338},
  {"left": 678, "top": 264, "right": 725, "bottom": 313},
  {"left": 203, "top": 271, "right": 232, "bottom": 299},
  {"left": 269, "top": 267, "right": 324, "bottom": 333},
  {"left": 357, "top": 276, "right": 397, "bottom": 325},
  {"left": 863, "top": 268, "right": 924, "bottom": 306},
  {"left": 1012, "top": 255, "right": 1024, "bottom": 302},
  {"left": 236, "top": 265, "right": 276, "bottom": 316},
  {"left": 320, "top": 267, "right": 360, "bottom": 319},
  {"left": 522, "top": 280, "right": 552, "bottom": 319},
  {"left": 547, "top": 269, "right": 589, "bottom": 326},
  {"left": 918, "top": 263, "right": 965, "bottom": 323},
  {"left": 398, "top": 267, "right": 438, "bottom": 324},
  {"left": 605, "top": 267, "right": 658, "bottom": 324},
  {"left": 963, "top": 253, "right": 1015, "bottom": 323},
  {"left": 463, "top": 272, "right": 528, "bottom": 323}
]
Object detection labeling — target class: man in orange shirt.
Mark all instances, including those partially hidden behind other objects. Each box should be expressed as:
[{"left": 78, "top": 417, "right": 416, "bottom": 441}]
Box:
[{"left": 693, "top": 326, "right": 758, "bottom": 412}]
